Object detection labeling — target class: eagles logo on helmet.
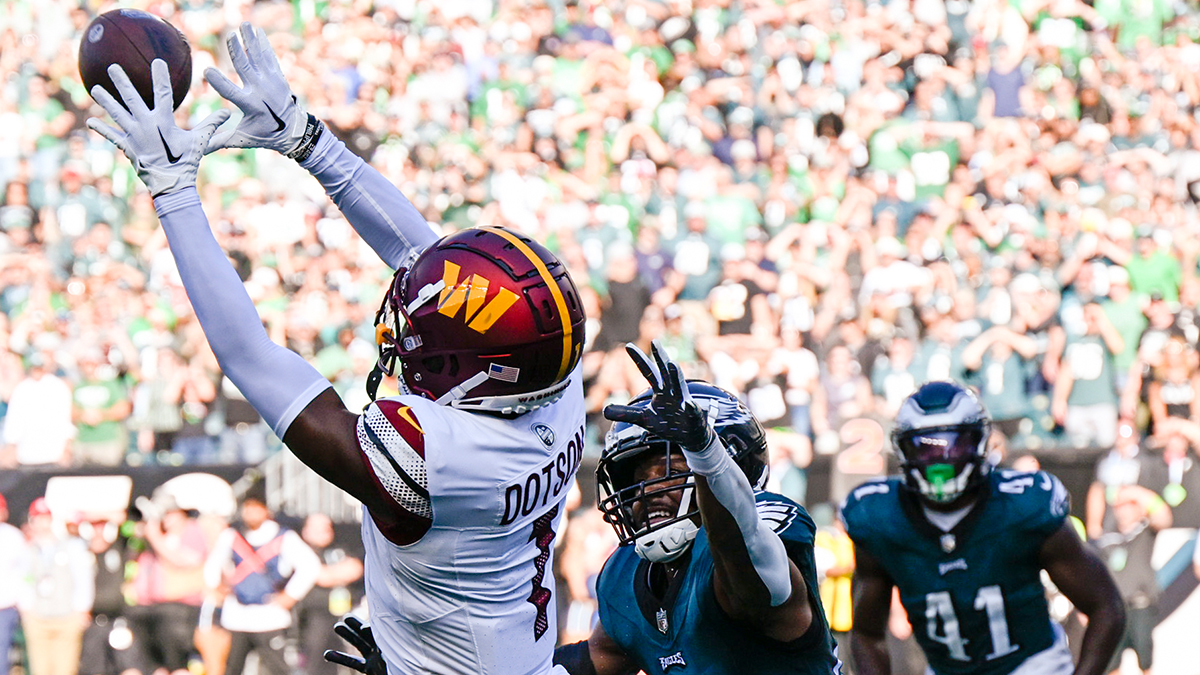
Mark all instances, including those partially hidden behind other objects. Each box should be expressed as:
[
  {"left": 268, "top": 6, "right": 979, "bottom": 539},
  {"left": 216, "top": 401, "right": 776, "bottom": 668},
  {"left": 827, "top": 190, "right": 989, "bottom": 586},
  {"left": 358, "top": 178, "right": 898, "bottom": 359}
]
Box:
[
  {"left": 596, "top": 381, "right": 769, "bottom": 563},
  {"left": 891, "top": 381, "right": 992, "bottom": 506},
  {"left": 369, "top": 226, "right": 586, "bottom": 414}
]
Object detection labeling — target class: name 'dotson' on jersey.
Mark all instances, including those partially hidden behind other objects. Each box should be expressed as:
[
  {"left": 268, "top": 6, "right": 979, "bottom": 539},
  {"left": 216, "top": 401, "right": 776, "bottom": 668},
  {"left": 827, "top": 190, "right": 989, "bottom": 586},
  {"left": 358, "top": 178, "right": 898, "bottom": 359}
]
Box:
[{"left": 501, "top": 425, "right": 586, "bottom": 526}]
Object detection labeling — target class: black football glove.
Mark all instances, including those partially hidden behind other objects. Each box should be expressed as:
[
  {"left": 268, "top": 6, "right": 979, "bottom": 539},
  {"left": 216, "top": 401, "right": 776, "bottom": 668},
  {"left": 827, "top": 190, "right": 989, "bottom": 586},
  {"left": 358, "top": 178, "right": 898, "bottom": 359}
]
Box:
[
  {"left": 324, "top": 616, "right": 386, "bottom": 675},
  {"left": 604, "top": 341, "right": 715, "bottom": 451}
]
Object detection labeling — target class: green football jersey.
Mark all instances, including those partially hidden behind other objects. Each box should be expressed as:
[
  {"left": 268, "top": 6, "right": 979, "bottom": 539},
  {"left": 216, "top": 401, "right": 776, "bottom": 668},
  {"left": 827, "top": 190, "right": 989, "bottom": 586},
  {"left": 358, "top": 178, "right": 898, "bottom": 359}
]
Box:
[
  {"left": 596, "top": 492, "right": 841, "bottom": 674},
  {"left": 841, "top": 471, "right": 1069, "bottom": 675}
]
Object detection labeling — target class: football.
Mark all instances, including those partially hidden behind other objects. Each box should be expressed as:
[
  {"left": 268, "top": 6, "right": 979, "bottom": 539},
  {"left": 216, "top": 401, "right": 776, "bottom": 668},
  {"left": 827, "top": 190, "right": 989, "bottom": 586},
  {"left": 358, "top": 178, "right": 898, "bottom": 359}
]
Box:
[{"left": 79, "top": 9, "right": 192, "bottom": 111}]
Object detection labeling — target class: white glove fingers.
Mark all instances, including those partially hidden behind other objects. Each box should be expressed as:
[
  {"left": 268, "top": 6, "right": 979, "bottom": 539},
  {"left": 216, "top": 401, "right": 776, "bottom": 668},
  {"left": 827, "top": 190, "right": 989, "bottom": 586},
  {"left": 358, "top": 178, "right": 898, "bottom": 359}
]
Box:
[
  {"left": 198, "top": 108, "right": 235, "bottom": 154},
  {"left": 226, "top": 30, "right": 256, "bottom": 84},
  {"left": 248, "top": 24, "right": 283, "bottom": 77},
  {"left": 150, "top": 59, "right": 175, "bottom": 113},
  {"left": 204, "top": 67, "right": 250, "bottom": 107},
  {"left": 89, "top": 84, "right": 136, "bottom": 131},
  {"left": 624, "top": 342, "right": 663, "bottom": 391},
  {"left": 239, "top": 22, "right": 268, "bottom": 76},
  {"left": 86, "top": 118, "right": 128, "bottom": 152},
  {"left": 106, "top": 64, "right": 150, "bottom": 116}
]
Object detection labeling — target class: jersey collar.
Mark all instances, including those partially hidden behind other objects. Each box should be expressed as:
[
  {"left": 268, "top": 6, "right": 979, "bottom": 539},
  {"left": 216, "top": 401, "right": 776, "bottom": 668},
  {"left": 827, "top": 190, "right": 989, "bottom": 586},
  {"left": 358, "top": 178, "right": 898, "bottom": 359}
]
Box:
[{"left": 899, "top": 483, "right": 990, "bottom": 554}]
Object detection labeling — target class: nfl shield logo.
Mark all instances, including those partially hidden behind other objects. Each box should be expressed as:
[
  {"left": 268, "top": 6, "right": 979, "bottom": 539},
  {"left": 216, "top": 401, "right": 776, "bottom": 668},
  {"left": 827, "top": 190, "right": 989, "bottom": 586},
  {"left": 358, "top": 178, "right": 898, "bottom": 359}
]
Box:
[
  {"left": 940, "top": 534, "right": 956, "bottom": 553},
  {"left": 656, "top": 608, "right": 669, "bottom": 635}
]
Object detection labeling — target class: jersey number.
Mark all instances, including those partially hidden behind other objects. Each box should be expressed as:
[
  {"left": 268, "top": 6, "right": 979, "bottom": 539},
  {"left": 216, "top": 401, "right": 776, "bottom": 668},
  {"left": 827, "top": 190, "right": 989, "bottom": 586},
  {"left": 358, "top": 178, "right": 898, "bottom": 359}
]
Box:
[
  {"left": 836, "top": 418, "right": 886, "bottom": 475},
  {"left": 924, "top": 586, "right": 1019, "bottom": 662},
  {"left": 527, "top": 505, "right": 559, "bottom": 640}
]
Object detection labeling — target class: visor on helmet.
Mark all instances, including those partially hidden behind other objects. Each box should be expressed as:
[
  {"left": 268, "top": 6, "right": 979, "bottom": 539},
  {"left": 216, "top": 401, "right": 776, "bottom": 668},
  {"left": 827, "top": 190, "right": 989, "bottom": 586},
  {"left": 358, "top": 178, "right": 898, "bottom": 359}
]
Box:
[
  {"left": 895, "top": 424, "right": 987, "bottom": 504},
  {"left": 896, "top": 426, "right": 985, "bottom": 466}
]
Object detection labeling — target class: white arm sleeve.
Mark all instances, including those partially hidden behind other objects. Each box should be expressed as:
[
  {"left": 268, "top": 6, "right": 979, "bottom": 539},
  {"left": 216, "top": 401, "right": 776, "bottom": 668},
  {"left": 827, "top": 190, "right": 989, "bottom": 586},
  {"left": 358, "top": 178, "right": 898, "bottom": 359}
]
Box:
[
  {"left": 685, "top": 436, "right": 793, "bottom": 606},
  {"left": 155, "top": 188, "right": 332, "bottom": 439},
  {"left": 300, "top": 132, "right": 440, "bottom": 269}
]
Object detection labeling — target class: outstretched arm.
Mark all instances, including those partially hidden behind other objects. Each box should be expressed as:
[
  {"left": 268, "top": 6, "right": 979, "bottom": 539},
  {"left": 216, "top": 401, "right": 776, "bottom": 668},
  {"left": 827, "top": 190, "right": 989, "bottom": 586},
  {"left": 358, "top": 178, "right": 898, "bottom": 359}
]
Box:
[
  {"left": 205, "top": 23, "right": 438, "bottom": 269},
  {"left": 154, "top": 191, "right": 333, "bottom": 440},
  {"left": 1039, "top": 521, "right": 1125, "bottom": 675},
  {"left": 299, "top": 132, "right": 438, "bottom": 269},
  {"left": 605, "top": 342, "right": 812, "bottom": 641},
  {"left": 87, "top": 61, "right": 386, "bottom": 512}
]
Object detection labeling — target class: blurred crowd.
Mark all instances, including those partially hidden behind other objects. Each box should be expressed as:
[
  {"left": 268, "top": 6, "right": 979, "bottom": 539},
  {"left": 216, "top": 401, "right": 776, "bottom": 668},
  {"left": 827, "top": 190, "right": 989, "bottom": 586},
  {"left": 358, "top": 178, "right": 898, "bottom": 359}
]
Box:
[
  {"left": 5, "top": 0, "right": 1200, "bottom": 472},
  {"left": 6, "top": 0, "right": 1200, "bottom": 671},
  {"left": 0, "top": 486, "right": 366, "bottom": 675}
]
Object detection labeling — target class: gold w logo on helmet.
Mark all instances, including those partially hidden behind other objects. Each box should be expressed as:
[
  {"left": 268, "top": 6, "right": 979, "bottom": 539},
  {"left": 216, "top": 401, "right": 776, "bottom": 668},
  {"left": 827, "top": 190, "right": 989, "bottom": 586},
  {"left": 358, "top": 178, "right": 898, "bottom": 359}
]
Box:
[{"left": 437, "top": 260, "right": 520, "bottom": 333}]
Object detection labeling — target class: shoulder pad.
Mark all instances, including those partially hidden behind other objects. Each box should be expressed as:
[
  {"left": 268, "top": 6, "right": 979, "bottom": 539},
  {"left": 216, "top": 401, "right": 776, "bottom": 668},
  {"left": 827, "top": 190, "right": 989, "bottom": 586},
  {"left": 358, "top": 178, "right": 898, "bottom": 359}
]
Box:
[
  {"left": 841, "top": 479, "right": 894, "bottom": 513},
  {"left": 992, "top": 470, "right": 1070, "bottom": 528},
  {"left": 755, "top": 495, "right": 804, "bottom": 536},
  {"left": 368, "top": 398, "right": 428, "bottom": 457},
  {"left": 358, "top": 400, "right": 432, "bottom": 521},
  {"left": 839, "top": 478, "right": 897, "bottom": 535}
]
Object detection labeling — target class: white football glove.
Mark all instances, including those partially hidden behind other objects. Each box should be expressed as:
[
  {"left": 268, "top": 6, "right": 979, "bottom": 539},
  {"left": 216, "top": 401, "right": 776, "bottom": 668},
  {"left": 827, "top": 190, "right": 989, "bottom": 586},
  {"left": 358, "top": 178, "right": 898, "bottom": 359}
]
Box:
[
  {"left": 204, "top": 22, "right": 311, "bottom": 157},
  {"left": 87, "top": 60, "right": 230, "bottom": 198}
]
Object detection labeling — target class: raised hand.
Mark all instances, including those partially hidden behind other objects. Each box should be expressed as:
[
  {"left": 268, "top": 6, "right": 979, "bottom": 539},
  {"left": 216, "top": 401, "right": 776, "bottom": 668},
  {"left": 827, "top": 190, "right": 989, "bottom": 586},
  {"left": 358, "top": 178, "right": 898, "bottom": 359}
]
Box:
[
  {"left": 87, "top": 60, "right": 229, "bottom": 197},
  {"left": 204, "top": 22, "right": 313, "bottom": 157},
  {"left": 604, "top": 341, "right": 715, "bottom": 451},
  {"left": 323, "top": 616, "right": 387, "bottom": 675}
]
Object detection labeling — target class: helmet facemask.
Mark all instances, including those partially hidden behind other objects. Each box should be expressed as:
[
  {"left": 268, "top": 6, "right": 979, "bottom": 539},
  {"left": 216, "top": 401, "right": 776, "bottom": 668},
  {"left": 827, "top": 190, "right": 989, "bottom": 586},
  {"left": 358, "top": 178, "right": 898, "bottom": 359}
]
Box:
[
  {"left": 597, "top": 381, "right": 770, "bottom": 563},
  {"left": 597, "top": 437, "right": 699, "bottom": 563},
  {"left": 367, "top": 261, "right": 440, "bottom": 402},
  {"left": 367, "top": 269, "right": 407, "bottom": 402},
  {"left": 895, "top": 423, "right": 988, "bottom": 505}
]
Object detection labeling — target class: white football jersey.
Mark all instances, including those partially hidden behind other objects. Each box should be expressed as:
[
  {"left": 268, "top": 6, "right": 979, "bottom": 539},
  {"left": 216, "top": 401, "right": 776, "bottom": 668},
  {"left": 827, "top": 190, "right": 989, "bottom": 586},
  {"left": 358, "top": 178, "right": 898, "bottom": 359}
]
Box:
[{"left": 357, "top": 368, "right": 585, "bottom": 675}]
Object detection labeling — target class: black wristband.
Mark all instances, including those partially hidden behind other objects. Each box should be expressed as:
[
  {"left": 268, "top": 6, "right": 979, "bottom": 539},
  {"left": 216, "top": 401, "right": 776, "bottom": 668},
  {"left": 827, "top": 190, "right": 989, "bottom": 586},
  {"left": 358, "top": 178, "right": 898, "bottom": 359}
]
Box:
[{"left": 287, "top": 113, "right": 324, "bottom": 163}]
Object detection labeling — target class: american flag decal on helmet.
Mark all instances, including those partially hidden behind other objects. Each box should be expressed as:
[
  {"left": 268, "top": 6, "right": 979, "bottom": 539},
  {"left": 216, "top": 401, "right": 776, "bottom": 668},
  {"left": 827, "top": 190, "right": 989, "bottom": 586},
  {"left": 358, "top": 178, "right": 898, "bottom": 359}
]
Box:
[{"left": 488, "top": 363, "right": 520, "bottom": 383}]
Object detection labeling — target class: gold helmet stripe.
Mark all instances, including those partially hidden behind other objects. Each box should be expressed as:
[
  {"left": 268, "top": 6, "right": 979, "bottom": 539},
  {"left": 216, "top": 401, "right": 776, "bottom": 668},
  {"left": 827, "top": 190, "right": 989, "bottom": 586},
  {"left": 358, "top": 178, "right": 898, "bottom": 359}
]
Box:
[{"left": 481, "top": 227, "right": 574, "bottom": 380}]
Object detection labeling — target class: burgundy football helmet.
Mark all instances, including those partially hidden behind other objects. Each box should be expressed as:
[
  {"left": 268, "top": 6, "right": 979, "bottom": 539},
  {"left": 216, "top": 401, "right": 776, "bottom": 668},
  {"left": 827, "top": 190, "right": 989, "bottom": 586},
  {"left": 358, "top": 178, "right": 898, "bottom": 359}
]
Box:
[{"left": 369, "top": 226, "right": 586, "bottom": 414}]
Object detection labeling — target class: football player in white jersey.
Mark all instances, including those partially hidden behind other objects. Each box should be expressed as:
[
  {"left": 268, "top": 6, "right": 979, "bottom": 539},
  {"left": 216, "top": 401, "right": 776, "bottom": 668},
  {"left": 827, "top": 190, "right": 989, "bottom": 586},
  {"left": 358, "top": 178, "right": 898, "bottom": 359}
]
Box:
[{"left": 87, "top": 24, "right": 586, "bottom": 675}]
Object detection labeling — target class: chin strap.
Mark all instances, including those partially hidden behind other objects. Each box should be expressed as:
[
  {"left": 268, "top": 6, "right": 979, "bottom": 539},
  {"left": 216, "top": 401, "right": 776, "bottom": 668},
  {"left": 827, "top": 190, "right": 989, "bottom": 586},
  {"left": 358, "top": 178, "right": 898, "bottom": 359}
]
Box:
[
  {"left": 635, "top": 518, "right": 699, "bottom": 563},
  {"left": 434, "top": 370, "right": 491, "bottom": 406},
  {"left": 365, "top": 368, "right": 384, "bottom": 404}
]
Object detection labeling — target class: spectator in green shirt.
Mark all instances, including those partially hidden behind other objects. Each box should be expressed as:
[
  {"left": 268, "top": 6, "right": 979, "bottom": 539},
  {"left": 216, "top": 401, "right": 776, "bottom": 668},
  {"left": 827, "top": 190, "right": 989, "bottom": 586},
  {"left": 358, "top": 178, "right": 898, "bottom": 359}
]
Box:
[
  {"left": 1052, "top": 303, "right": 1124, "bottom": 448},
  {"left": 71, "top": 350, "right": 131, "bottom": 467},
  {"left": 1124, "top": 228, "right": 1182, "bottom": 301},
  {"left": 1115, "top": 0, "right": 1174, "bottom": 49},
  {"left": 962, "top": 324, "right": 1040, "bottom": 439},
  {"left": 1102, "top": 266, "right": 1148, "bottom": 389},
  {"left": 703, "top": 166, "right": 763, "bottom": 246}
]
